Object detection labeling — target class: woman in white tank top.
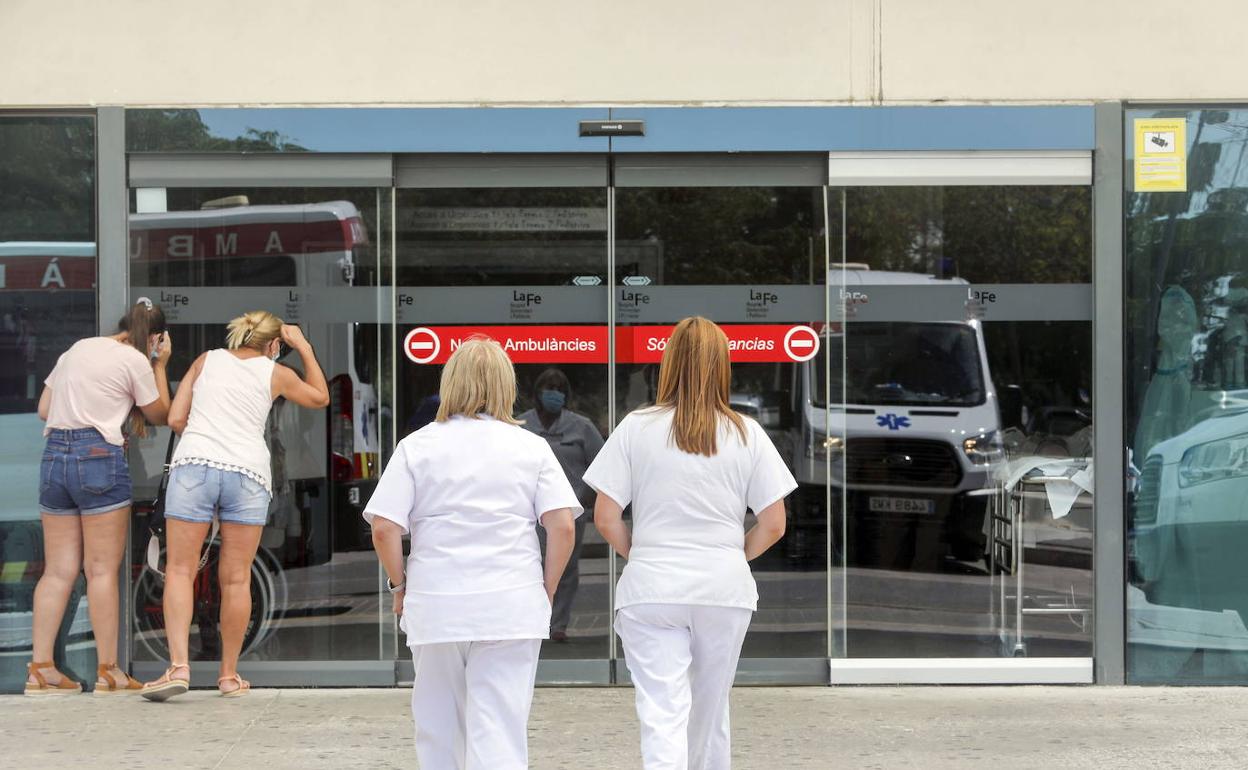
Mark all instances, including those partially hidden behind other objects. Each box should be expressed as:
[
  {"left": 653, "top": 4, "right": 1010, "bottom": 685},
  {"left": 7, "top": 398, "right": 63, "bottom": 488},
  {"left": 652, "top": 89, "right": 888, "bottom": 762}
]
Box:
[{"left": 141, "top": 311, "right": 330, "bottom": 702}]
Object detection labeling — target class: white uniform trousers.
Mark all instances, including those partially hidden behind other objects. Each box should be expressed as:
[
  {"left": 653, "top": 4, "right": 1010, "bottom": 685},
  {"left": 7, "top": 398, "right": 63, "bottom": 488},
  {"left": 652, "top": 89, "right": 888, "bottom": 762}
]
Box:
[
  {"left": 409, "top": 638, "right": 542, "bottom": 770},
  {"left": 615, "top": 603, "right": 753, "bottom": 770}
]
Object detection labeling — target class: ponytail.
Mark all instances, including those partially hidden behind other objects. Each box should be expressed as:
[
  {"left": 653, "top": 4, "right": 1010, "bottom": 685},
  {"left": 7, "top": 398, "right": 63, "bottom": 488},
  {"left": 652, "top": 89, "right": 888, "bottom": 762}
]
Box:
[
  {"left": 118, "top": 298, "right": 167, "bottom": 439},
  {"left": 226, "top": 310, "right": 282, "bottom": 352},
  {"left": 118, "top": 298, "right": 166, "bottom": 360}
]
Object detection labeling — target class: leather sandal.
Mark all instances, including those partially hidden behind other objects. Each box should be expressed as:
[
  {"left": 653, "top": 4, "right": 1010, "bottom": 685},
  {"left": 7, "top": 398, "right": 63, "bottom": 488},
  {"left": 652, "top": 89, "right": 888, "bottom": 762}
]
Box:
[
  {"left": 140, "top": 663, "right": 190, "bottom": 702},
  {"left": 217, "top": 673, "right": 251, "bottom": 698},
  {"left": 24, "top": 661, "right": 82, "bottom": 696},
  {"left": 94, "top": 663, "right": 143, "bottom": 695}
]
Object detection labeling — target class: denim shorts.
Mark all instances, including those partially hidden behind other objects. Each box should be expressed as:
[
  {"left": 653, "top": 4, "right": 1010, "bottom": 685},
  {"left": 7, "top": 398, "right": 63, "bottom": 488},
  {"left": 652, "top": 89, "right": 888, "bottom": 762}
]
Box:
[
  {"left": 165, "top": 464, "right": 271, "bottom": 527},
  {"left": 40, "top": 428, "right": 133, "bottom": 516}
]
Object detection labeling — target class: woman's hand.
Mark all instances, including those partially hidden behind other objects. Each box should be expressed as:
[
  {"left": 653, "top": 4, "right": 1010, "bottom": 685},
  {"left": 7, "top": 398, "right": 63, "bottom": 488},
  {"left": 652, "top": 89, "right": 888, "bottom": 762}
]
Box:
[
  {"left": 280, "top": 324, "right": 310, "bottom": 351},
  {"left": 154, "top": 332, "right": 172, "bottom": 367},
  {"left": 392, "top": 589, "right": 404, "bottom": 618}
]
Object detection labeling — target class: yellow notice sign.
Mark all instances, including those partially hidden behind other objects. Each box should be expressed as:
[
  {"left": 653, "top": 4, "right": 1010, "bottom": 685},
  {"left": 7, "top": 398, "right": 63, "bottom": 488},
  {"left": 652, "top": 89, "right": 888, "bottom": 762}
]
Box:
[{"left": 1134, "top": 118, "right": 1187, "bottom": 192}]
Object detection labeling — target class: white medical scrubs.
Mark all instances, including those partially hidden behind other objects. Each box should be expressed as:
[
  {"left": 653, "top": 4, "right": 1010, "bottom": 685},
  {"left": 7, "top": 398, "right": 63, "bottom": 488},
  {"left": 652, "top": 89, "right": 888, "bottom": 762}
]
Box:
[
  {"left": 363, "top": 414, "right": 582, "bottom": 770},
  {"left": 584, "top": 408, "right": 797, "bottom": 770}
]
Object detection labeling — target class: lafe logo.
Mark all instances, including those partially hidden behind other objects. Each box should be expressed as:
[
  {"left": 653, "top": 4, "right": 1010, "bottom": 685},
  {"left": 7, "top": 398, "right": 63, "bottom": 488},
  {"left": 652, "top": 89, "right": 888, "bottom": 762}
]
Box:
[{"left": 876, "top": 413, "right": 911, "bottom": 431}]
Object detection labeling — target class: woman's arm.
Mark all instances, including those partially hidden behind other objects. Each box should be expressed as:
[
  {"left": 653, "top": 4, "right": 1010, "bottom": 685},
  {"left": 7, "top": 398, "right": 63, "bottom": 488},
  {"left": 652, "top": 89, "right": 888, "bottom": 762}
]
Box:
[
  {"left": 166, "top": 352, "right": 205, "bottom": 435},
  {"left": 274, "top": 325, "right": 330, "bottom": 408},
  {"left": 593, "top": 494, "right": 631, "bottom": 560},
  {"left": 540, "top": 508, "right": 576, "bottom": 602},
  {"left": 37, "top": 386, "right": 51, "bottom": 421},
  {"left": 744, "top": 498, "right": 787, "bottom": 561},
  {"left": 371, "top": 518, "right": 407, "bottom": 617},
  {"left": 138, "top": 332, "right": 174, "bottom": 426}
]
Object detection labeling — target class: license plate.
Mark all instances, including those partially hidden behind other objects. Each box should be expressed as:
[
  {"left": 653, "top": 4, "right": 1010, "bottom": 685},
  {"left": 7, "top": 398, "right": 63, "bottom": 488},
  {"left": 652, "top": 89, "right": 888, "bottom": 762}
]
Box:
[{"left": 869, "top": 496, "right": 935, "bottom": 514}]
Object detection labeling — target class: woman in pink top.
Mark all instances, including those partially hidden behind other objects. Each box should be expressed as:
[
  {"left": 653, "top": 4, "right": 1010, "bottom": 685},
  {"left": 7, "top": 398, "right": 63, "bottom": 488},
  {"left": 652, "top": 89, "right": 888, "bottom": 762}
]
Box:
[{"left": 25, "top": 300, "right": 173, "bottom": 695}]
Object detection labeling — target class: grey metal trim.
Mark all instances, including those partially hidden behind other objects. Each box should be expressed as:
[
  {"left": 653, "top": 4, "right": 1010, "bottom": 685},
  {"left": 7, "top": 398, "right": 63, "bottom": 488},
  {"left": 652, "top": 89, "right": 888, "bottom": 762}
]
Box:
[
  {"left": 828, "top": 150, "right": 1092, "bottom": 186},
  {"left": 127, "top": 153, "right": 394, "bottom": 188},
  {"left": 613, "top": 153, "right": 827, "bottom": 188},
  {"left": 96, "top": 108, "right": 130, "bottom": 671},
  {"left": 396, "top": 154, "right": 609, "bottom": 188},
  {"left": 616, "top": 658, "right": 830, "bottom": 686},
  {"left": 829, "top": 658, "right": 1093, "bottom": 685},
  {"left": 1092, "top": 101, "right": 1126, "bottom": 685},
  {"left": 97, "top": 107, "right": 128, "bottom": 335},
  {"left": 395, "top": 659, "right": 612, "bottom": 687},
  {"left": 130, "top": 660, "right": 396, "bottom": 687}
]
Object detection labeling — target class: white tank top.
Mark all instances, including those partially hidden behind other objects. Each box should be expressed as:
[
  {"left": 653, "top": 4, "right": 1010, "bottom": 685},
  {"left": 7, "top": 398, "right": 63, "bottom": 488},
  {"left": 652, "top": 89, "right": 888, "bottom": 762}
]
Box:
[{"left": 172, "top": 349, "right": 276, "bottom": 492}]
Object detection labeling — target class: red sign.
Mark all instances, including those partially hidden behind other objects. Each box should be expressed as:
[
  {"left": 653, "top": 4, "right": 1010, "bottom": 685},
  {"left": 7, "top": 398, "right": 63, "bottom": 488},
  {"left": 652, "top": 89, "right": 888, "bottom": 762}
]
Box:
[
  {"left": 617, "top": 325, "right": 820, "bottom": 364},
  {"left": 403, "top": 325, "right": 608, "bottom": 365},
  {"left": 404, "top": 324, "right": 820, "bottom": 365},
  {"left": 783, "top": 324, "right": 821, "bottom": 362}
]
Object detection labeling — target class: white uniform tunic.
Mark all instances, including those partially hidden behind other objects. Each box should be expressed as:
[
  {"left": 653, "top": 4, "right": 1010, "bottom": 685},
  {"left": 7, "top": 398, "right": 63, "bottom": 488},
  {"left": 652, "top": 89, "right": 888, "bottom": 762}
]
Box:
[
  {"left": 583, "top": 407, "right": 797, "bottom": 612},
  {"left": 584, "top": 407, "right": 796, "bottom": 770},
  {"left": 363, "top": 414, "right": 583, "bottom": 645},
  {"left": 364, "top": 414, "right": 582, "bottom": 770}
]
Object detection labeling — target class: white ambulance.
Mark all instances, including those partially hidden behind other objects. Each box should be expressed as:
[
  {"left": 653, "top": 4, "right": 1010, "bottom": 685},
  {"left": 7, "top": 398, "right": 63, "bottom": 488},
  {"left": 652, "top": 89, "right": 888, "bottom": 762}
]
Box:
[{"left": 789, "top": 269, "right": 1010, "bottom": 563}]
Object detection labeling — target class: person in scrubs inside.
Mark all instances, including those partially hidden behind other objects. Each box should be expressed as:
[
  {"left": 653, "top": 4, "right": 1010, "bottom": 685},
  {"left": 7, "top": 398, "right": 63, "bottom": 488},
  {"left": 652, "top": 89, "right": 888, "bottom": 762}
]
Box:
[
  {"left": 519, "top": 368, "right": 604, "bottom": 641},
  {"left": 365, "top": 337, "right": 580, "bottom": 770},
  {"left": 585, "top": 316, "right": 796, "bottom": 770}
]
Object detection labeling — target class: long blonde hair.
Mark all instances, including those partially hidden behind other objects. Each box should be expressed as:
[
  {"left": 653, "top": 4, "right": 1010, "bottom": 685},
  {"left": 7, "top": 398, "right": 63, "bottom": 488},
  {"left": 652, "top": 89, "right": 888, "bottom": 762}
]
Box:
[
  {"left": 436, "top": 336, "right": 523, "bottom": 425},
  {"left": 655, "top": 316, "right": 746, "bottom": 456},
  {"left": 226, "top": 310, "right": 282, "bottom": 352}
]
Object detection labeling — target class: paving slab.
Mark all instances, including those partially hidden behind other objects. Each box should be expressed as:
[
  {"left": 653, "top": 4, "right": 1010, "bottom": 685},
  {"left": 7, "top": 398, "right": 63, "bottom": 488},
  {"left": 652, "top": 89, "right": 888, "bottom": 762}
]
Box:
[{"left": 3, "top": 686, "right": 1248, "bottom": 769}]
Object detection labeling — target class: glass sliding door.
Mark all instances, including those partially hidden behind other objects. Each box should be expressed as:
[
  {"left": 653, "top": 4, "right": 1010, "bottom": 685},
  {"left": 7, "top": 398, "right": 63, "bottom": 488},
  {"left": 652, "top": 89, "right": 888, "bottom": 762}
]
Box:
[
  {"left": 0, "top": 114, "right": 97, "bottom": 693},
  {"left": 828, "top": 152, "right": 1096, "bottom": 679},
  {"left": 394, "top": 155, "right": 612, "bottom": 682},
  {"left": 126, "top": 173, "right": 393, "bottom": 679},
  {"left": 612, "top": 155, "right": 833, "bottom": 678}
]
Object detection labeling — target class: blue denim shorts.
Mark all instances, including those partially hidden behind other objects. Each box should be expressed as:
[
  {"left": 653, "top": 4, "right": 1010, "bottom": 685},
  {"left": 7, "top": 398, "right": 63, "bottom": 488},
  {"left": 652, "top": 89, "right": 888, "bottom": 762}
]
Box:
[
  {"left": 165, "top": 464, "right": 271, "bottom": 526},
  {"left": 40, "top": 428, "right": 133, "bottom": 516}
]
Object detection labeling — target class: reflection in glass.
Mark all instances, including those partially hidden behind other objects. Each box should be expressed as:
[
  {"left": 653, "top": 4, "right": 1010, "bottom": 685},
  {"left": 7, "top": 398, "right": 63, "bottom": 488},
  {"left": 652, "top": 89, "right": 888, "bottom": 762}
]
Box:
[
  {"left": 615, "top": 186, "right": 829, "bottom": 660},
  {"left": 395, "top": 187, "right": 611, "bottom": 661},
  {"left": 127, "top": 187, "right": 386, "bottom": 662},
  {"left": 0, "top": 116, "right": 97, "bottom": 693},
  {"left": 1127, "top": 108, "right": 1248, "bottom": 683},
  {"left": 836, "top": 186, "right": 1094, "bottom": 658}
]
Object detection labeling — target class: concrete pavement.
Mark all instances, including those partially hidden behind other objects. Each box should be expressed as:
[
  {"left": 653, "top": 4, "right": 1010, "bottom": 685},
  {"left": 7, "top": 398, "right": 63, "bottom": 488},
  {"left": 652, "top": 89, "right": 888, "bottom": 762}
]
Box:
[{"left": 3, "top": 686, "right": 1248, "bottom": 769}]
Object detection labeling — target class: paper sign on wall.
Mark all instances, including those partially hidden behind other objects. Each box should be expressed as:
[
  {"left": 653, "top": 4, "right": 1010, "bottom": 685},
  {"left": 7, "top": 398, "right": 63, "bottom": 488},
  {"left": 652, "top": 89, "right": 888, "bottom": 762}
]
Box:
[{"left": 1134, "top": 118, "right": 1187, "bottom": 192}]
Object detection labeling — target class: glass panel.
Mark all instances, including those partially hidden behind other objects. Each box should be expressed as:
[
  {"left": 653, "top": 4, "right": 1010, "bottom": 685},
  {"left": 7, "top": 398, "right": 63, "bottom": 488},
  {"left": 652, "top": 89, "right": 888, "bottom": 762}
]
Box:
[
  {"left": 1126, "top": 107, "right": 1248, "bottom": 683},
  {"left": 837, "top": 185, "right": 1094, "bottom": 658},
  {"left": 613, "top": 186, "right": 829, "bottom": 659},
  {"left": 394, "top": 187, "right": 609, "bottom": 661},
  {"left": 128, "top": 186, "right": 388, "bottom": 662},
  {"left": 0, "top": 115, "right": 97, "bottom": 693}
]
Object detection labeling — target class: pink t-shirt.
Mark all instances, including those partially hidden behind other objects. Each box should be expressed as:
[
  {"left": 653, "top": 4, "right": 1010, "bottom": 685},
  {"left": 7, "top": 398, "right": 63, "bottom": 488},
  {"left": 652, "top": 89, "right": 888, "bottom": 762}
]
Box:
[{"left": 44, "top": 337, "right": 161, "bottom": 446}]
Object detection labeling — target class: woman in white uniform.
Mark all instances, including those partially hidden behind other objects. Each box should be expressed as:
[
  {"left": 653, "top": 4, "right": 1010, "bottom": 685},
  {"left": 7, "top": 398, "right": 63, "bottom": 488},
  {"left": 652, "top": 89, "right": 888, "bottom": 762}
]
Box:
[
  {"left": 365, "top": 337, "right": 580, "bottom": 770},
  {"left": 584, "top": 316, "right": 797, "bottom": 770}
]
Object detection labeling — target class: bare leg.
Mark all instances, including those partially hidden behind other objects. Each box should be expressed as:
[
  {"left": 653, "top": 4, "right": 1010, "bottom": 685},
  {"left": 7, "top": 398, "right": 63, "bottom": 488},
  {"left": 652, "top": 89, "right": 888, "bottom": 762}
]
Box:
[
  {"left": 162, "top": 518, "right": 212, "bottom": 674},
  {"left": 217, "top": 522, "right": 262, "bottom": 692},
  {"left": 81, "top": 507, "right": 130, "bottom": 682},
  {"left": 28, "top": 514, "right": 82, "bottom": 685}
]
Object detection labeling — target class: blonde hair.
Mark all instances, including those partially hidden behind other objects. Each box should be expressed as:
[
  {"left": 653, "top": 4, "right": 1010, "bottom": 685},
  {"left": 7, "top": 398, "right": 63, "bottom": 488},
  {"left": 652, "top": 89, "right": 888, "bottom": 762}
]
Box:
[
  {"left": 435, "top": 336, "right": 522, "bottom": 425},
  {"left": 226, "top": 310, "right": 282, "bottom": 352},
  {"left": 655, "top": 317, "right": 746, "bottom": 456}
]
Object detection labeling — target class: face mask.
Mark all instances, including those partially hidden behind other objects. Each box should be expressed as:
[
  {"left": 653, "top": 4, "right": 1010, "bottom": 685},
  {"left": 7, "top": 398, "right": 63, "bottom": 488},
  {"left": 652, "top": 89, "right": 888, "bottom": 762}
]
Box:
[{"left": 539, "top": 389, "right": 566, "bottom": 414}]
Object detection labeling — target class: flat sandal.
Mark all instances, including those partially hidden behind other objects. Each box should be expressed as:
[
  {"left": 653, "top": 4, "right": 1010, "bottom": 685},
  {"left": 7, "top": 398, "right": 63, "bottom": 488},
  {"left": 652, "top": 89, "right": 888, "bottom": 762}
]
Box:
[
  {"left": 217, "top": 673, "right": 251, "bottom": 698},
  {"left": 94, "top": 663, "right": 143, "bottom": 696},
  {"left": 24, "top": 661, "right": 81, "bottom": 696},
  {"left": 140, "top": 663, "right": 190, "bottom": 702}
]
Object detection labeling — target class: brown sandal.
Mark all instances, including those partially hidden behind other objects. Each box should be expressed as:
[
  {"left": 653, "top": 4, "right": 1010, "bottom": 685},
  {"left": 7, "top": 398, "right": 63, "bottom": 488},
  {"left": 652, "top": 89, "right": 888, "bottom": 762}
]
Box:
[
  {"left": 94, "top": 663, "right": 142, "bottom": 695},
  {"left": 24, "top": 661, "right": 82, "bottom": 696},
  {"left": 140, "top": 663, "right": 190, "bottom": 702},
  {"left": 217, "top": 673, "right": 251, "bottom": 698}
]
